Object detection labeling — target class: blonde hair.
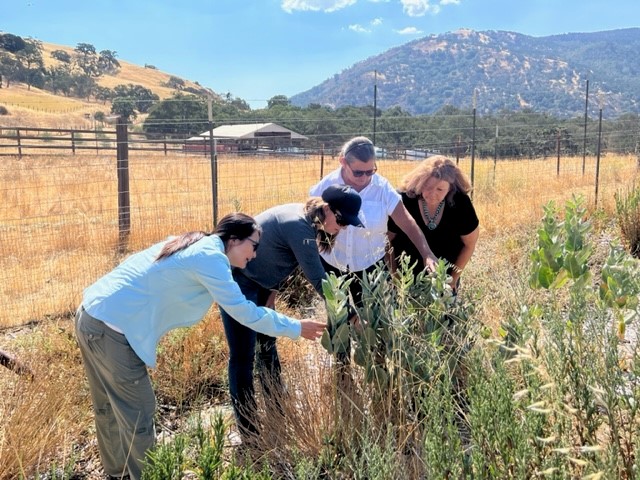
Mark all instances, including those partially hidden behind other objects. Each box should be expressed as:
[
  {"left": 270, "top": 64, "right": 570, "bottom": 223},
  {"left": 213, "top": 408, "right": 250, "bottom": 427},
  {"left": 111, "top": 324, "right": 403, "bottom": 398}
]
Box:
[
  {"left": 304, "top": 197, "right": 337, "bottom": 253},
  {"left": 399, "top": 155, "right": 472, "bottom": 204}
]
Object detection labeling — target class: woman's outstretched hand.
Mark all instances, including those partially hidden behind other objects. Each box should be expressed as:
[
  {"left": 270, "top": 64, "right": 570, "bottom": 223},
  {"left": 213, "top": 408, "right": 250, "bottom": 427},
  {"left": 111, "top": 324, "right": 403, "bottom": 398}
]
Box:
[
  {"left": 423, "top": 254, "right": 438, "bottom": 272},
  {"left": 299, "top": 319, "right": 327, "bottom": 340}
]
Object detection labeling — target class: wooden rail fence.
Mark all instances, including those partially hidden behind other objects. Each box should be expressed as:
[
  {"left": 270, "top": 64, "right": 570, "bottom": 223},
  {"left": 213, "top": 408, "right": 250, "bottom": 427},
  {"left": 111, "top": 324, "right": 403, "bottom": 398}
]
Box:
[{"left": 0, "top": 125, "right": 191, "bottom": 157}]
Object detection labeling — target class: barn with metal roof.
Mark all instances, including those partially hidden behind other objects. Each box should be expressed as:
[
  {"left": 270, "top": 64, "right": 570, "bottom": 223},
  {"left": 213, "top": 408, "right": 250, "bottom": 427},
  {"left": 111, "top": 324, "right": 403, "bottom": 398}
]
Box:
[{"left": 186, "top": 122, "right": 307, "bottom": 153}]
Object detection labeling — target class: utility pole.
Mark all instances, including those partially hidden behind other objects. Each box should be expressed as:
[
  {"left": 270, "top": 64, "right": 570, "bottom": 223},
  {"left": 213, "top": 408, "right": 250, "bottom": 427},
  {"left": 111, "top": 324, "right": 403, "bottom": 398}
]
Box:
[
  {"left": 470, "top": 89, "right": 477, "bottom": 199},
  {"left": 208, "top": 95, "right": 218, "bottom": 227},
  {"left": 582, "top": 79, "right": 589, "bottom": 175},
  {"left": 594, "top": 107, "right": 603, "bottom": 207},
  {"left": 373, "top": 70, "right": 377, "bottom": 145}
]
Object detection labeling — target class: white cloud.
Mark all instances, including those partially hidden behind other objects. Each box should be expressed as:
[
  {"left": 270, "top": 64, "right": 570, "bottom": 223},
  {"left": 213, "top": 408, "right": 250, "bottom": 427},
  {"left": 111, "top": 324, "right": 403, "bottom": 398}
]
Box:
[
  {"left": 394, "top": 26, "right": 424, "bottom": 35},
  {"left": 349, "top": 23, "right": 371, "bottom": 33},
  {"left": 440, "top": 0, "right": 460, "bottom": 4},
  {"left": 400, "top": 0, "right": 440, "bottom": 16},
  {"left": 281, "top": 0, "right": 357, "bottom": 13},
  {"left": 371, "top": 17, "right": 383, "bottom": 26},
  {"left": 368, "top": 0, "right": 391, "bottom": 3}
]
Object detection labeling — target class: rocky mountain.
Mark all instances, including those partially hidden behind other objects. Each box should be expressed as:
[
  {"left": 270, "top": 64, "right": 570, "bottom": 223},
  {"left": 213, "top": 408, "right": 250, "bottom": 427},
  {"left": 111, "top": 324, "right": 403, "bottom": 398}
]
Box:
[{"left": 290, "top": 28, "right": 640, "bottom": 118}]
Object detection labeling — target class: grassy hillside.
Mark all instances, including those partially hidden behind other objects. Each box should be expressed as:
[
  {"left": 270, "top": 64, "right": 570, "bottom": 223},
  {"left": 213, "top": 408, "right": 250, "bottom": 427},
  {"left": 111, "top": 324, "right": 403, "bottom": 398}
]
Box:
[{"left": 0, "top": 41, "right": 206, "bottom": 128}]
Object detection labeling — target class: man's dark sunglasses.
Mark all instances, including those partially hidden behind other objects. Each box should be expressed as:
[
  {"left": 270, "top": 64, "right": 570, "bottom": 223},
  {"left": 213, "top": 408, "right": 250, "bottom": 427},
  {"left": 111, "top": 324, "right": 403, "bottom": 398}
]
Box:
[
  {"left": 344, "top": 141, "right": 375, "bottom": 158},
  {"left": 346, "top": 162, "right": 377, "bottom": 178},
  {"left": 247, "top": 238, "right": 260, "bottom": 252}
]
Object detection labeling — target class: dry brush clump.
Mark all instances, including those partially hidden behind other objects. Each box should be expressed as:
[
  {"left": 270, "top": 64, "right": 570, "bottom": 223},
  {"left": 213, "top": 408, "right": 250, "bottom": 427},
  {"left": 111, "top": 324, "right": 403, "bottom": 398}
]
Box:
[
  {"left": 0, "top": 318, "right": 91, "bottom": 479},
  {"left": 152, "top": 311, "right": 230, "bottom": 410},
  {"left": 615, "top": 182, "right": 640, "bottom": 258}
]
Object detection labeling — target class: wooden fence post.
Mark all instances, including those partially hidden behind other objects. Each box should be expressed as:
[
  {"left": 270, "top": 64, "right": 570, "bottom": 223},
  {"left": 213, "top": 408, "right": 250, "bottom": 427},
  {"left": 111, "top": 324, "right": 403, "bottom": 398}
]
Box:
[
  {"left": 71, "top": 130, "right": 76, "bottom": 155},
  {"left": 16, "top": 128, "right": 22, "bottom": 158},
  {"left": 116, "top": 118, "right": 130, "bottom": 251}
]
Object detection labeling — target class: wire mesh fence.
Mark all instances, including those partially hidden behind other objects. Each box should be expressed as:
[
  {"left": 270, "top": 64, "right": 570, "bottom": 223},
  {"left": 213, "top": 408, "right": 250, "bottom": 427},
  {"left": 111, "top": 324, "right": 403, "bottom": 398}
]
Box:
[{"left": 1, "top": 143, "right": 639, "bottom": 328}]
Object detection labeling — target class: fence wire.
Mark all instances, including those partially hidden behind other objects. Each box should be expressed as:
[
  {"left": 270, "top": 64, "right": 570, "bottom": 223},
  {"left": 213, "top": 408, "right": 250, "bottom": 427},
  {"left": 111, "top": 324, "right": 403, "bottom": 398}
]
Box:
[{"left": 1, "top": 149, "right": 639, "bottom": 328}]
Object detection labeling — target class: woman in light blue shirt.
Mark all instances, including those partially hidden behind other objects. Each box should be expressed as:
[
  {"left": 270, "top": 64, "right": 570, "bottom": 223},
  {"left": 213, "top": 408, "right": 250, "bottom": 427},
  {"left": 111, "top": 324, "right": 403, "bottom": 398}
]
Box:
[{"left": 75, "top": 212, "right": 326, "bottom": 480}]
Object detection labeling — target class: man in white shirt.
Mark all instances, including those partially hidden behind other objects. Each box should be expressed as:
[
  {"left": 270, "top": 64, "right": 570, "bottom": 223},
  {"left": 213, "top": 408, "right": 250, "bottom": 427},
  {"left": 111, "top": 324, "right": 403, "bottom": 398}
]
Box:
[{"left": 310, "top": 136, "right": 437, "bottom": 306}]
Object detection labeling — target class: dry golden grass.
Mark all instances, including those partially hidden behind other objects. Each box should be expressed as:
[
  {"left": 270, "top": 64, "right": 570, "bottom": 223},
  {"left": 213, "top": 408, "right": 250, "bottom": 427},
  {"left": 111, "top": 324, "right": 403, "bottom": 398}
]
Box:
[
  {"left": 0, "top": 151, "right": 638, "bottom": 478},
  {"left": 1, "top": 153, "right": 638, "bottom": 330},
  {"left": 0, "top": 318, "right": 90, "bottom": 479},
  {"left": 0, "top": 41, "right": 205, "bottom": 129},
  {"left": 39, "top": 42, "right": 202, "bottom": 99}
]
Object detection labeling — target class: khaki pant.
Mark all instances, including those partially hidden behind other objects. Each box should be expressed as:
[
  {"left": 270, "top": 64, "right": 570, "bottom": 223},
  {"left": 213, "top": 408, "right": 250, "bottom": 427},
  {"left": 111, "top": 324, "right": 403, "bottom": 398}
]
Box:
[{"left": 75, "top": 307, "right": 156, "bottom": 480}]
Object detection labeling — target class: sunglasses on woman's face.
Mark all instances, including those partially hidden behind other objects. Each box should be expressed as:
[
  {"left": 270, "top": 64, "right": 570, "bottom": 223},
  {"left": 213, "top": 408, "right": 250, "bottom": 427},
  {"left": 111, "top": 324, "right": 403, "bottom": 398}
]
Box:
[
  {"left": 332, "top": 209, "right": 348, "bottom": 227},
  {"left": 246, "top": 238, "right": 260, "bottom": 252},
  {"left": 346, "top": 162, "right": 377, "bottom": 178}
]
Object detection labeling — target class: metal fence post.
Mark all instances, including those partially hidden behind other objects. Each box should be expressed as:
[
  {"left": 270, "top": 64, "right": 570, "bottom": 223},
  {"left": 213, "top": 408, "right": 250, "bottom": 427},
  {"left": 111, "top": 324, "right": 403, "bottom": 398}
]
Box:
[
  {"left": 556, "top": 130, "right": 561, "bottom": 176},
  {"left": 595, "top": 108, "right": 603, "bottom": 207},
  {"left": 209, "top": 123, "right": 218, "bottom": 227},
  {"left": 116, "top": 117, "right": 130, "bottom": 251}
]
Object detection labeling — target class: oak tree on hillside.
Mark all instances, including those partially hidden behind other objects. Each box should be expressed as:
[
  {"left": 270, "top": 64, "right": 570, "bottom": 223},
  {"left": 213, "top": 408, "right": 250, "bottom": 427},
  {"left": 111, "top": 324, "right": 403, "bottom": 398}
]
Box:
[
  {"left": 0, "top": 33, "right": 26, "bottom": 53},
  {"left": 113, "top": 84, "right": 159, "bottom": 113},
  {"left": 0, "top": 53, "right": 20, "bottom": 88},
  {"left": 98, "top": 50, "right": 120, "bottom": 74},
  {"left": 15, "top": 39, "right": 44, "bottom": 90},
  {"left": 74, "top": 43, "right": 100, "bottom": 77},
  {"left": 51, "top": 49, "right": 72, "bottom": 63}
]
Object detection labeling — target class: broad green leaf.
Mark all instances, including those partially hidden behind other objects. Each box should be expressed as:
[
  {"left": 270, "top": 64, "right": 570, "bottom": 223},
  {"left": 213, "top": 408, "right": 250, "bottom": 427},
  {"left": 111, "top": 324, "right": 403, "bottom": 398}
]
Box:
[{"left": 320, "top": 329, "right": 333, "bottom": 354}]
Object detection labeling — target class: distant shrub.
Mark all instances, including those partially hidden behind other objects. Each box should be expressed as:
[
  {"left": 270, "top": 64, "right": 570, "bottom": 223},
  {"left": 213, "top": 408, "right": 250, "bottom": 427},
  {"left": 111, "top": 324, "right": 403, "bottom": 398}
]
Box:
[
  {"left": 163, "top": 76, "right": 185, "bottom": 90},
  {"left": 0, "top": 105, "right": 9, "bottom": 115},
  {"left": 183, "top": 86, "right": 207, "bottom": 96},
  {"left": 144, "top": 63, "right": 157, "bottom": 69}
]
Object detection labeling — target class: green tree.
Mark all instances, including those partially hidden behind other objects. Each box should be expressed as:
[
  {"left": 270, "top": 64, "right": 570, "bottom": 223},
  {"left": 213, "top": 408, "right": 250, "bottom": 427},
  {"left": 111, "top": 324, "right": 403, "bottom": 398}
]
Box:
[
  {"left": 267, "top": 94, "right": 290, "bottom": 109},
  {"left": 98, "top": 50, "right": 120, "bottom": 74},
  {"left": 15, "top": 39, "right": 44, "bottom": 90},
  {"left": 165, "top": 76, "right": 185, "bottom": 90},
  {"left": 0, "top": 53, "right": 21, "bottom": 88},
  {"left": 378, "top": 105, "right": 415, "bottom": 148},
  {"left": 0, "top": 33, "right": 26, "bottom": 53},
  {"left": 113, "top": 84, "right": 159, "bottom": 113},
  {"left": 93, "top": 111, "right": 106, "bottom": 124},
  {"left": 74, "top": 42, "right": 100, "bottom": 77},
  {"left": 111, "top": 97, "right": 137, "bottom": 121},
  {"left": 94, "top": 86, "right": 114, "bottom": 104},
  {"left": 142, "top": 92, "right": 208, "bottom": 137},
  {"left": 46, "top": 66, "right": 74, "bottom": 96},
  {"left": 221, "top": 92, "right": 251, "bottom": 112},
  {"left": 72, "top": 74, "right": 98, "bottom": 100},
  {"left": 51, "top": 49, "right": 71, "bottom": 63}
]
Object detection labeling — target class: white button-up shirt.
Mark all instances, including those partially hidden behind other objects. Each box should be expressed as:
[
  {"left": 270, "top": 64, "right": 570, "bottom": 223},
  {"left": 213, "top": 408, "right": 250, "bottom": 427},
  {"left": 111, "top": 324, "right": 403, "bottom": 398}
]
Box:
[{"left": 310, "top": 168, "right": 400, "bottom": 272}]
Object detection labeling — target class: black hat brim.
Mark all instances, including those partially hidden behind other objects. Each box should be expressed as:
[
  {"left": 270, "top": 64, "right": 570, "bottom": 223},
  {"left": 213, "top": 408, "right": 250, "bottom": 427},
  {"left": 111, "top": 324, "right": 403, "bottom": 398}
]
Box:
[{"left": 343, "top": 215, "right": 364, "bottom": 228}]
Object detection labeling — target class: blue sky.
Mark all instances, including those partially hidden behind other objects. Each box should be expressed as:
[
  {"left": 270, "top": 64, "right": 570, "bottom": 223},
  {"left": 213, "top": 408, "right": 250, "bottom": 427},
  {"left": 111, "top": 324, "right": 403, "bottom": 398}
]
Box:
[{"left": 3, "top": 0, "right": 639, "bottom": 108}]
